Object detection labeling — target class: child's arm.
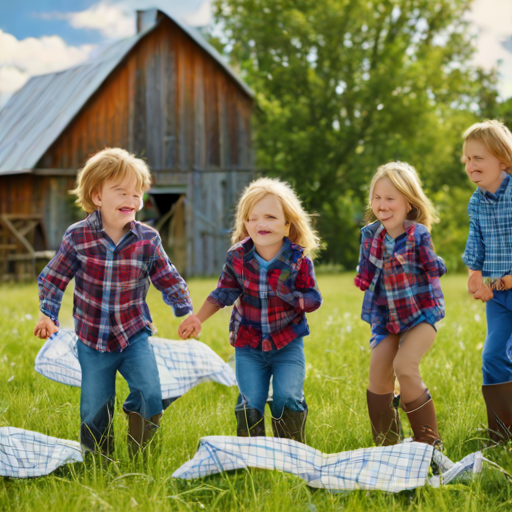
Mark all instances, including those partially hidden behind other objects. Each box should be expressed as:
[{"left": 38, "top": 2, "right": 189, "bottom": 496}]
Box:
[
  {"left": 178, "top": 252, "right": 242, "bottom": 339},
  {"left": 417, "top": 229, "right": 447, "bottom": 279},
  {"left": 271, "top": 257, "right": 322, "bottom": 313},
  {"left": 34, "top": 231, "right": 78, "bottom": 339},
  {"left": 461, "top": 203, "right": 492, "bottom": 301},
  {"left": 149, "top": 236, "right": 193, "bottom": 317}
]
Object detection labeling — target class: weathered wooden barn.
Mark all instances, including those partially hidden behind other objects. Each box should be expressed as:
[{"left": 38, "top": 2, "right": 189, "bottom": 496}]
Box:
[{"left": 0, "top": 9, "right": 254, "bottom": 279}]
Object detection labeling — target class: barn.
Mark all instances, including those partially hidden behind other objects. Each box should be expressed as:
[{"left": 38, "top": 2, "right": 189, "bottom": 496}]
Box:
[{"left": 0, "top": 9, "right": 254, "bottom": 279}]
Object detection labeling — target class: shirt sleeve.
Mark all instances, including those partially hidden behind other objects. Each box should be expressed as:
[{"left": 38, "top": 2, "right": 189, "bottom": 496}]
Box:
[
  {"left": 149, "top": 236, "right": 193, "bottom": 317},
  {"left": 354, "top": 228, "right": 373, "bottom": 291},
  {"left": 38, "top": 230, "right": 79, "bottom": 325},
  {"left": 207, "top": 251, "right": 243, "bottom": 308},
  {"left": 461, "top": 198, "right": 485, "bottom": 271},
  {"left": 272, "top": 257, "right": 322, "bottom": 313},
  {"left": 418, "top": 229, "right": 447, "bottom": 279}
]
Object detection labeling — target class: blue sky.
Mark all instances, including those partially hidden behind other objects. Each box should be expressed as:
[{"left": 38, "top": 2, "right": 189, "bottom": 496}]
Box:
[{"left": 0, "top": 0, "right": 511, "bottom": 108}]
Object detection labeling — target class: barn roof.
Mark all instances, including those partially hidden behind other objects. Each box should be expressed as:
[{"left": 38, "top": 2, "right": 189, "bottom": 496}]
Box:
[{"left": 0, "top": 9, "right": 254, "bottom": 174}]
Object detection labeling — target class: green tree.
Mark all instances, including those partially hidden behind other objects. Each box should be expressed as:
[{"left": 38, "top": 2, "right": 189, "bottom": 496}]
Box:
[{"left": 213, "top": 0, "right": 499, "bottom": 269}]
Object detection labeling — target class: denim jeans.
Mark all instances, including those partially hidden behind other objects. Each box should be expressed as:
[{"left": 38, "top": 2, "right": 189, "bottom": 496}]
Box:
[
  {"left": 235, "top": 338, "right": 307, "bottom": 417},
  {"left": 483, "top": 290, "right": 512, "bottom": 385},
  {"left": 77, "top": 328, "right": 163, "bottom": 439}
]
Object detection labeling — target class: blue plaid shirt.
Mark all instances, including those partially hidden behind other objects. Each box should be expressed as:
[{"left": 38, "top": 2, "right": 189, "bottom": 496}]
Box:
[{"left": 462, "top": 174, "right": 512, "bottom": 278}]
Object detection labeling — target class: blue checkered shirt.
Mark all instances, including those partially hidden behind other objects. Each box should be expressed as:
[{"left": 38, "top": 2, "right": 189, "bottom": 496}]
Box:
[{"left": 462, "top": 174, "right": 512, "bottom": 278}]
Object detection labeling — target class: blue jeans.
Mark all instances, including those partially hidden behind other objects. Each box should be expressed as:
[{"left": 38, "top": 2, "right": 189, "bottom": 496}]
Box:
[
  {"left": 483, "top": 290, "right": 512, "bottom": 385},
  {"left": 77, "top": 328, "right": 163, "bottom": 439},
  {"left": 235, "top": 338, "right": 307, "bottom": 417}
]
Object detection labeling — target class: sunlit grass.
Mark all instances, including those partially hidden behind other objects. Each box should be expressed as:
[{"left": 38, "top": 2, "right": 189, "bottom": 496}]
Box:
[{"left": 1, "top": 274, "right": 511, "bottom": 511}]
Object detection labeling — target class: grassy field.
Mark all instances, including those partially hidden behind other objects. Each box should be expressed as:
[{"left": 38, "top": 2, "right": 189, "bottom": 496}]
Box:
[{"left": 1, "top": 273, "right": 511, "bottom": 511}]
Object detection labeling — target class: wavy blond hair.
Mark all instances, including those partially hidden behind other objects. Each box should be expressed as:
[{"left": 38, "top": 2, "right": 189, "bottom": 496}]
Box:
[
  {"left": 70, "top": 148, "right": 152, "bottom": 213},
  {"left": 365, "top": 162, "right": 438, "bottom": 231},
  {"left": 462, "top": 120, "right": 512, "bottom": 173},
  {"left": 232, "top": 177, "right": 320, "bottom": 256}
]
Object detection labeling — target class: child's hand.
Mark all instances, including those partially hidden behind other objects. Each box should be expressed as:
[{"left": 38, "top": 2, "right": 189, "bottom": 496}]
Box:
[
  {"left": 33, "top": 313, "right": 58, "bottom": 339},
  {"left": 473, "top": 284, "right": 493, "bottom": 302},
  {"left": 467, "top": 270, "right": 483, "bottom": 295},
  {"left": 178, "top": 314, "right": 201, "bottom": 340}
]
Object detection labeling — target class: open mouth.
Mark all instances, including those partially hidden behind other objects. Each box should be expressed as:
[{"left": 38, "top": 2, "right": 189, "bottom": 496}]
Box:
[
  {"left": 119, "top": 207, "right": 134, "bottom": 214},
  {"left": 258, "top": 230, "right": 271, "bottom": 235}
]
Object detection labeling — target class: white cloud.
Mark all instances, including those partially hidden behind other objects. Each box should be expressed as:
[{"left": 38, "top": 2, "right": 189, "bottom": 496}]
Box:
[
  {"left": 64, "top": 3, "right": 135, "bottom": 39},
  {"left": 466, "top": 0, "right": 512, "bottom": 98},
  {"left": 40, "top": 0, "right": 212, "bottom": 38},
  {"left": 0, "top": 30, "right": 94, "bottom": 108}
]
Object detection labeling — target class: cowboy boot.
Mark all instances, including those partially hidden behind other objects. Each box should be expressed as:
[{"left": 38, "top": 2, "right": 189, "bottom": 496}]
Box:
[
  {"left": 366, "top": 389, "right": 402, "bottom": 446},
  {"left": 482, "top": 381, "right": 512, "bottom": 443},
  {"left": 235, "top": 408, "right": 266, "bottom": 437},
  {"left": 80, "top": 422, "right": 115, "bottom": 457},
  {"left": 403, "top": 389, "right": 442, "bottom": 447},
  {"left": 271, "top": 408, "right": 307, "bottom": 444},
  {"left": 80, "top": 397, "right": 115, "bottom": 456},
  {"left": 126, "top": 411, "right": 163, "bottom": 456}
]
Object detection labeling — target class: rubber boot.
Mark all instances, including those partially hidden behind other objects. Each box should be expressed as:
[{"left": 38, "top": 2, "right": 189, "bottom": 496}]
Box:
[
  {"left": 80, "top": 422, "right": 115, "bottom": 457},
  {"left": 126, "top": 411, "right": 162, "bottom": 456},
  {"left": 403, "top": 389, "right": 442, "bottom": 447},
  {"left": 482, "top": 381, "right": 512, "bottom": 443},
  {"left": 235, "top": 408, "right": 265, "bottom": 437},
  {"left": 80, "top": 396, "right": 115, "bottom": 456},
  {"left": 366, "top": 389, "right": 402, "bottom": 446},
  {"left": 271, "top": 408, "right": 307, "bottom": 444}
]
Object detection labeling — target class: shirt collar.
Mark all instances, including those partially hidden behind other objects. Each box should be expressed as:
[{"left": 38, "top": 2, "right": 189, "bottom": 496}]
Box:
[
  {"left": 86, "top": 209, "right": 139, "bottom": 239},
  {"left": 243, "top": 237, "right": 298, "bottom": 267},
  {"left": 478, "top": 172, "right": 510, "bottom": 202}
]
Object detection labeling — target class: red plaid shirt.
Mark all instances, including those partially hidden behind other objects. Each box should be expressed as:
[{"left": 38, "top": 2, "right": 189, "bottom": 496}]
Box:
[
  {"left": 207, "top": 237, "right": 322, "bottom": 351},
  {"left": 38, "top": 210, "right": 192, "bottom": 352},
  {"left": 355, "top": 221, "right": 446, "bottom": 334}
]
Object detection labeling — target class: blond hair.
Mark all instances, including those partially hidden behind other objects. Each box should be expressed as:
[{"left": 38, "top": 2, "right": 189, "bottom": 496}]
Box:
[
  {"left": 366, "top": 162, "right": 438, "bottom": 231},
  {"left": 232, "top": 177, "right": 320, "bottom": 255},
  {"left": 462, "top": 120, "right": 512, "bottom": 173},
  {"left": 70, "top": 148, "right": 152, "bottom": 213}
]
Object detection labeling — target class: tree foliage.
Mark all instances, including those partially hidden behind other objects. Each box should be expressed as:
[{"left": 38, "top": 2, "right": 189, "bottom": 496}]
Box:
[{"left": 212, "top": 0, "right": 502, "bottom": 270}]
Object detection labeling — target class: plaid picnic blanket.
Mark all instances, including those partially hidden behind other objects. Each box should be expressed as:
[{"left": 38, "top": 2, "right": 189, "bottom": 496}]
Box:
[
  {"left": 34, "top": 329, "right": 236, "bottom": 400},
  {"left": 0, "top": 427, "right": 82, "bottom": 478},
  {"left": 172, "top": 436, "right": 434, "bottom": 492}
]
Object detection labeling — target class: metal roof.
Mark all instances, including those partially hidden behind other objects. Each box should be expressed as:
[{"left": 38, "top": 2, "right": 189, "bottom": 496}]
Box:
[{"left": 0, "top": 10, "right": 254, "bottom": 174}]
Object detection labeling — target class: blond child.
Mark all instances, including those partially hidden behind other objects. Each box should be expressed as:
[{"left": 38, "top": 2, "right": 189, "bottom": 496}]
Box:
[
  {"left": 179, "top": 178, "right": 322, "bottom": 442},
  {"left": 462, "top": 120, "right": 512, "bottom": 442},
  {"left": 34, "top": 148, "right": 194, "bottom": 456},
  {"left": 355, "top": 162, "right": 446, "bottom": 447}
]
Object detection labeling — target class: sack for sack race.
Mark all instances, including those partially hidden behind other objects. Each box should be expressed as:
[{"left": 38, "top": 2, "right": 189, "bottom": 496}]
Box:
[{"left": 35, "top": 329, "right": 237, "bottom": 400}]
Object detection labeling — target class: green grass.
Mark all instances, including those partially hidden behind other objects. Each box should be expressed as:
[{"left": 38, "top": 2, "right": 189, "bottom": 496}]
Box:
[{"left": 1, "top": 274, "right": 512, "bottom": 511}]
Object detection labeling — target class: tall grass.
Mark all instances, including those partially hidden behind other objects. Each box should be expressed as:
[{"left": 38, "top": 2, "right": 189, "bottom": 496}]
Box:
[{"left": 1, "top": 274, "right": 511, "bottom": 511}]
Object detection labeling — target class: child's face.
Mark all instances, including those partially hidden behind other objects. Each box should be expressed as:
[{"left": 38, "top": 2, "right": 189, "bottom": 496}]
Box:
[
  {"left": 371, "top": 177, "right": 410, "bottom": 238},
  {"left": 245, "top": 194, "right": 288, "bottom": 254},
  {"left": 92, "top": 176, "right": 143, "bottom": 230},
  {"left": 464, "top": 139, "right": 507, "bottom": 194}
]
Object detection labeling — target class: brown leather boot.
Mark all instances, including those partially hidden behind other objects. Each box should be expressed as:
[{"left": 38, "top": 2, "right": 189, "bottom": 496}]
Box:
[
  {"left": 403, "top": 389, "right": 441, "bottom": 447},
  {"left": 235, "top": 408, "right": 266, "bottom": 437},
  {"left": 126, "top": 411, "right": 162, "bottom": 456},
  {"left": 482, "top": 382, "right": 512, "bottom": 443},
  {"left": 366, "top": 389, "right": 402, "bottom": 446},
  {"left": 271, "top": 408, "right": 307, "bottom": 444}
]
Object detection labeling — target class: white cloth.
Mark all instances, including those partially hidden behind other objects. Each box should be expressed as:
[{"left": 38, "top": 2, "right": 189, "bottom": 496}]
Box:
[
  {"left": 34, "top": 329, "right": 237, "bottom": 400},
  {"left": 172, "top": 436, "right": 434, "bottom": 492},
  {"left": 0, "top": 427, "right": 83, "bottom": 478}
]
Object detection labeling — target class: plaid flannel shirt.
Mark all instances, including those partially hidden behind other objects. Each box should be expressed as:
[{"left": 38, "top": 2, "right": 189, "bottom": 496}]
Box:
[
  {"left": 462, "top": 174, "right": 512, "bottom": 278},
  {"left": 355, "top": 221, "right": 446, "bottom": 334},
  {"left": 38, "top": 210, "right": 193, "bottom": 352},
  {"left": 207, "top": 237, "right": 322, "bottom": 351}
]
